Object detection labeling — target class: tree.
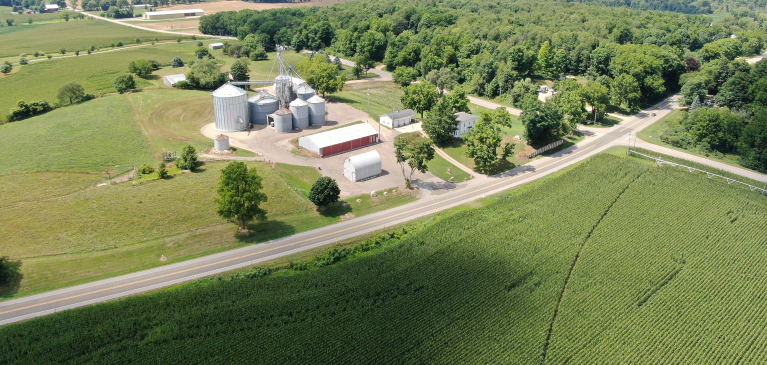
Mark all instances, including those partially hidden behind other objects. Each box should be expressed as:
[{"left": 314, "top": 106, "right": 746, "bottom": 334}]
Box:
[
  {"left": 230, "top": 59, "right": 250, "bottom": 82},
  {"left": 393, "top": 66, "right": 419, "bottom": 87},
  {"left": 128, "top": 59, "right": 154, "bottom": 78},
  {"left": 249, "top": 46, "right": 267, "bottom": 61},
  {"left": 582, "top": 82, "right": 609, "bottom": 124},
  {"left": 308, "top": 176, "right": 341, "bottom": 207},
  {"left": 354, "top": 54, "right": 376, "bottom": 75},
  {"left": 464, "top": 114, "right": 502, "bottom": 167},
  {"left": 113, "top": 74, "right": 135, "bottom": 93},
  {"left": 177, "top": 145, "right": 198, "bottom": 171},
  {"left": 423, "top": 98, "right": 459, "bottom": 146},
  {"left": 443, "top": 86, "right": 471, "bottom": 113},
  {"left": 394, "top": 133, "right": 435, "bottom": 187},
  {"left": 333, "top": 55, "right": 343, "bottom": 70},
  {"left": 0, "top": 256, "right": 20, "bottom": 286},
  {"left": 171, "top": 56, "right": 184, "bottom": 67},
  {"left": 216, "top": 161, "right": 268, "bottom": 232},
  {"left": 19, "top": 57, "right": 27, "bottom": 65},
  {"left": 5, "top": 19, "right": 13, "bottom": 26},
  {"left": 610, "top": 74, "right": 641, "bottom": 113},
  {"left": 401, "top": 81, "right": 439, "bottom": 118},
  {"left": 0, "top": 61, "right": 11, "bottom": 74},
  {"left": 683, "top": 107, "right": 744, "bottom": 153},
  {"left": 351, "top": 63, "right": 364, "bottom": 79},
  {"left": 157, "top": 162, "right": 168, "bottom": 179},
  {"left": 550, "top": 80, "right": 587, "bottom": 129},
  {"left": 739, "top": 108, "right": 767, "bottom": 171},
  {"left": 521, "top": 98, "right": 568, "bottom": 147},
  {"left": 60, "top": 48, "right": 66, "bottom": 55},
  {"left": 681, "top": 78, "right": 708, "bottom": 106},
  {"left": 186, "top": 59, "right": 226, "bottom": 89},
  {"left": 716, "top": 71, "right": 753, "bottom": 109},
  {"left": 57, "top": 82, "right": 85, "bottom": 104},
  {"left": 689, "top": 96, "right": 702, "bottom": 113},
  {"left": 298, "top": 56, "right": 346, "bottom": 97},
  {"left": 535, "top": 41, "right": 554, "bottom": 77},
  {"left": 426, "top": 67, "right": 458, "bottom": 94}
]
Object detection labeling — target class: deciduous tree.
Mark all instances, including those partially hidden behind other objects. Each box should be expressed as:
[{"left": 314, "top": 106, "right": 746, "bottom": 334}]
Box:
[
  {"left": 464, "top": 114, "right": 502, "bottom": 167},
  {"left": 230, "top": 59, "right": 250, "bottom": 82},
  {"left": 401, "top": 81, "right": 439, "bottom": 118},
  {"left": 394, "top": 133, "right": 435, "bottom": 187},
  {"left": 113, "top": 74, "right": 135, "bottom": 93},
  {"left": 298, "top": 56, "right": 346, "bottom": 97},
  {"left": 216, "top": 161, "right": 268, "bottom": 232},
  {"left": 308, "top": 176, "right": 341, "bottom": 207},
  {"left": 128, "top": 59, "right": 154, "bottom": 78},
  {"left": 57, "top": 82, "right": 85, "bottom": 104},
  {"left": 393, "top": 66, "right": 418, "bottom": 87},
  {"left": 177, "top": 145, "right": 198, "bottom": 172}
]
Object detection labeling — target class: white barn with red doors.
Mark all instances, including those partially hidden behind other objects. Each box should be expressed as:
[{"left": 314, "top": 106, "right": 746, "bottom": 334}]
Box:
[{"left": 298, "top": 123, "right": 379, "bottom": 157}]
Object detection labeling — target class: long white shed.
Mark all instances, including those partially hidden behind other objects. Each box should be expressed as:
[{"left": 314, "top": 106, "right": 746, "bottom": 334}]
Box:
[
  {"left": 344, "top": 150, "right": 382, "bottom": 182},
  {"left": 298, "top": 123, "right": 379, "bottom": 157}
]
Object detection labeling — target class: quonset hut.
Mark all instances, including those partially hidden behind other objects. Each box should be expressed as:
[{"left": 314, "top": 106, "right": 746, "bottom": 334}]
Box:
[
  {"left": 344, "top": 150, "right": 382, "bottom": 182},
  {"left": 212, "top": 84, "right": 248, "bottom": 132},
  {"left": 298, "top": 123, "right": 379, "bottom": 157},
  {"left": 248, "top": 91, "right": 278, "bottom": 125}
]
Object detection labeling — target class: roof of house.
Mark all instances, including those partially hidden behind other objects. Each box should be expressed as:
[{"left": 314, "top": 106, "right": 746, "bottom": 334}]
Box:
[
  {"left": 163, "top": 74, "right": 186, "bottom": 85},
  {"left": 144, "top": 8, "right": 203, "bottom": 16},
  {"left": 454, "top": 112, "right": 479, "bottom": 123},
  {"left": 346, "top": 150, "right": 381, "bottom": 169},
  {"left": 44, "top": 4, "right": 59, "bottom": 9},
  {"left": 299, "top": 123, "right": 378, "bottom": 149},
  {"left": 382, "top": 109, "right": 416, "bottom": 119}
]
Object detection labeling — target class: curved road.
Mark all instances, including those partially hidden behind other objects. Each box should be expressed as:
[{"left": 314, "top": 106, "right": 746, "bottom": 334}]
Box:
[{"left": 0, "top": 96, "right": 683, "bottom": 326}]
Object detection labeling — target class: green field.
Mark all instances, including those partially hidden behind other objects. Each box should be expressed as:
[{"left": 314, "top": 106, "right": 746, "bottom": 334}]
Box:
[
  {"left": 426, "top": 153, "right": 473, "bottom": 182},
  {"left": 0, "top": 6, "right": 76, "bottom": 25},
  {"left": 272, "top": 162, "right": 322, "bottom": 197},
  {"left": 333, "top": 81, "right": 404, "bottom": 120},
  {"left": 3, "top": 150, "right": 765, "bottom": 362}
]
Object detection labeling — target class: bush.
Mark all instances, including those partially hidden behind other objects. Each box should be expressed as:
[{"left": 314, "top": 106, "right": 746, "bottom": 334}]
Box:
[
  {"left": 0, "top": 256, "right": 20, "bottom": 285},
  {"left": 176, "top": 36, "right": 182, "bottom": 43},
  {"left": 128, "top": 59, "right": 154, "bottom": 77},
  {"left": 116, "top": 41, "right": 123, "bottom": 47},
  {"left": 75, "top": 50, "right": 80, "bottom": 56},
  {"left": 33, "top": 51, "right": 40, "bottom": 57},
  {"left": 191, "top": 35, "right": 196, "bottom": 40},
  {"left": 19, "top": 53, "right": 26, "bottom": 58},
  {"left": 135, "top": 37, "right": 141, "bottom": 44},
  {"left": 176, "top": 145, "right": 198, "bottom": 171},
  {"left": 19, "top": 57, "right": 27, "bottom": 65},
  {"left": 46, "top": 55, "right": 52, "bottom": 59},
  {"left": 1, "top": 61, "right": 11, "bottom": 74},
  {"left": 308, "top": 176, "right": 341, "bottom": 207},
  {"left": 157, "top": 163, "right": 168, "bottom": 179},
  {"left": 60, "top": 48, "right": 66, "bottom": 55},
  {"left": 113, "top": 74, "right": 136, "bottom": 93},
  {"left": 147, "top": 59, "right": 161, "bottom": 70},
  {"left": 6, "top": 100, "right": 53, "bottom": 122},
  {"left": 137, "top": 164, "right": 154, "bottom": 174},
  {"left": 171, "top": 56, "right": 184, "bottom": 68},
  {"left": 197, "top": 41, "right": 203, "bottom": 47},
  {"left": 174, "top": 80, "right": 194, "bottom": 89}
]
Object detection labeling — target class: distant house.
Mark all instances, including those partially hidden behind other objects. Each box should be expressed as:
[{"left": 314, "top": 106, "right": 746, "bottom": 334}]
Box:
[
  {"left": 379, "top": 109, "right": 416, "bottom": 128},
  {"left": 43, "top": 4, "right": 59, "bottom": 12},
  {"left": 453, "top": 112, "right": 479, "bottom": 138},
  {"left": 142, "top": 8, "right": 203, "bottom": 20},
  {"left": 162, "top": 74, "right": 186, "bottom": 87},
  {"left": 209, "top": 43, "right": 224, "bottom": 50}
]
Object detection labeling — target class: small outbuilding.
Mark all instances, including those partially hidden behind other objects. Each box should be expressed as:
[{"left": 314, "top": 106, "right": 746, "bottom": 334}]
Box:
[
  {"left": 453, "top": 112, "right": 479, "bottom": 138},
  {"left": 379, "top": 109, "right": 416, "bottom": 128},
  {"left": 43, "top": 4, "right": 59, "bottom": 11},
  {"left": 143, "top": 8, "right": 203, "bottom": 20},
  {"left": 209, "top": 43, "right": 224, "bottom": 50},
  {"left": 344, "top": 151, "right": 382, "bottom": 182},
  {"left": 162, "top": 73, "right": 187, "bottom": 87},
  {"left": 298, "top": 123, "right": 379, "bottom": 157},
  {"left": 214, "top": 134, "right": 230, "bottom": 152}
]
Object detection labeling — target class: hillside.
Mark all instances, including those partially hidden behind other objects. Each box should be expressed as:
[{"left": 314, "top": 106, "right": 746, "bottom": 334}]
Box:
[{"left": 2, "top": 151, "right": 765, "bottom": 363}]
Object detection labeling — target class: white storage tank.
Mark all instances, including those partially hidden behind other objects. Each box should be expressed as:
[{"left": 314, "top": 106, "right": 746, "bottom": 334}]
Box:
[
  {"left": 212, "top": 83, "right": 248, "bottom": 132},
  {"left": 289, "top": 98, "right": 310, "bottom": 130},
  {"left": 271, "top": 108, "right": 293, "bottom": 133},
  {"left": 273, "top": 75, "right": 293, "bottom": 103},
  {"left": 344, "top": 150, "right": 382, "bottom": 182},
  {"left": 308, "top": 95, "right": 326, "bottom": 126},
  {"left": 248, "top": 91, "right": 278, "bottom": 125},
  {"left": 214, "top": 134, "right": 230, "bottom": 152},
  {"left": 294, "top": 83, "right": 315, "bottom": 101}
]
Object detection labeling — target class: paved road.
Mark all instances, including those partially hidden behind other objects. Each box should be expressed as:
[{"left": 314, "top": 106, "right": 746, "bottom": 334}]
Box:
[{"left": 0, "top": 96, "right": 681, "bottom": 326}]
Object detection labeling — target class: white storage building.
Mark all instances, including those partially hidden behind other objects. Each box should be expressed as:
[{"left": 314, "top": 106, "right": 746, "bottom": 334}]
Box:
[
  {"left": 379, "top": 109, "right": 416, "bottom": 128},
  {"left": 298, "top": 123, "right": 379, "bottom": 157},
  {"left": 143, "top": 8, "right": 204, "bottom": 20},
  {"left": 344, "top": 151, "right": 382, "bottom": 182},
  {"left": 162, "top": 74, "right": 186, "bottom": 87},
  {"left": 454, "top": 112, "right": 479, "bottom": 138}
]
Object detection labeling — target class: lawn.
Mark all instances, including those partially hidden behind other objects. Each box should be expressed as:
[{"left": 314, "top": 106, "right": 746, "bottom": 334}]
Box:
[
  {"left": 332, "top": 81, "right": 404, "bottom": 120},
  {"left": 426, "top": 153, "right": 473, "bottom": 182},
  {"left": 272, "top": 162, "right": 322, "bottom": 197},
  {"left": 0, "top": 6, "right": 76, "bottom": 25},
  {"left": 0, "top": 95, "right": 154, "bottom": 175},
  {"left": 440, "top": 121, "right": 528, "bottom": 175},
  {"left": 4, "top": 151, "right": 766, "bottom": 363}
]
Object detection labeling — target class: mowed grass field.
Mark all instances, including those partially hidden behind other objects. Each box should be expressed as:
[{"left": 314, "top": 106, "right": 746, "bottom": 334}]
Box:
[{"left": 2, "top": 151, "right": 765, "bottom": 363}]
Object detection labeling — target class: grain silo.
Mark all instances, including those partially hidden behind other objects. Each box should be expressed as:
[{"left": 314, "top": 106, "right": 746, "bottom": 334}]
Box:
[
  {"left": 294, "top": 83, "right": 315, "bottom": 101},
  {"left": 273, "top": 75, "right": 293, "bottom": 103},
  {"left": 289, "top": 98, "right": 310, "bottom": 130},
  {"left": 308, "top": 95, "right": 326, "bottom": 126},
  {"left": 214, "top": 134, "right": 230, "bottom": 152},
  {"left": 248, "top": 91, "right": 278, "bottom": 125},
  {"left": 271, "top": 108, "right": 293, "bottom": 133},
  {"left": 212, "top": 83, "right": 248, "bottom": 132}
]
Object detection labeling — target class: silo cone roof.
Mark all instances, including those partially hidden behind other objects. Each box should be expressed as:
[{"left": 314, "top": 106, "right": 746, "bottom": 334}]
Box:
[
  {"left": 211, "top": 83, "right": 247, "bottom": 97},
  {"left": 295, "top": 84, "right": 314, "bottom": 93},
  {"left": 308, "top": 95, "right": 325, "bottom": 103},
  {"left": 276, "top": 108, "right": 291, "bottom": 115},
  {"left": 289, "top": 98, "right": 309, "bottom": 107},
  {"left": 248, "top": 91, "right": 276, "bottom": 102}
]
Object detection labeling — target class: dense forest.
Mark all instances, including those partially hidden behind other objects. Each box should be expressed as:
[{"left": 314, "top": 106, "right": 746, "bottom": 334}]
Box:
[{"left": 572, "top": 0, "right": 767, "bottom": 14}]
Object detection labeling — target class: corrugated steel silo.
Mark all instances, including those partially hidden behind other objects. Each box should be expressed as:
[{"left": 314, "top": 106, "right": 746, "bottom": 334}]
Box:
[
  {"left": 212, "top": 84, "right": 248, "bottom": 132},
  {"left": 272, "top": 108, "right": 293, "bottom": 133},
  {"left": 214, "top": 134, "right": 230, "bottom": 152},
  {"left": 308, "top": 95, "right": 326, "bottom": 126},
  {"left": 273, "top": 75, "right": 293, "bottom": 103},
  {"left": 248, "top": 91, "right": 278, "bottom": 125},
  {"left": 294, "top": 83, "right": 316, "bottom": 101},
  {"left": 289, "top": 98, "right": 310, "bottom": 130}
]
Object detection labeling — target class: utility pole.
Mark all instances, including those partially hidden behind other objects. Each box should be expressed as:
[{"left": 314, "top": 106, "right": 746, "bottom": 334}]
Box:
[
  {"left": 368, "top": 88, "right": 378, "bottom": 142},
  {"left": 627, "top": 131, "right": 632, "bottom": 155}
]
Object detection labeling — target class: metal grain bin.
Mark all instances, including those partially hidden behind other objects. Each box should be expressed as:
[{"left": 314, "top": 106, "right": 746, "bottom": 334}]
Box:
[
  {"left": 214, "top": 134, "right": 230, "bottom": 152},
  {"left": 272, "top": 108, "right": 293, "bottom": 133},
  {"left": 307, "top": 95, "right": 326, "bottom": 126},
  {"left": 294, "top": 83, "right": 315, "bottom": 101},
  {"left": 273, "top": 75, "right": 293, "bottom": 103},
  {"left": 212, "top": 83, "right": 248, "bottom": 132},
  {"left": 289, "top": 98, "right": 310, "bottom": 130},
  {"left": 248, "top": 91, "right": 278, "bottom": 125}
]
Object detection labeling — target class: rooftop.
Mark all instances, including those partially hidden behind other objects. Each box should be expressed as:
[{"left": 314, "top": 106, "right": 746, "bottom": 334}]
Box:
[
  {"left": 44, "top": 4, "right": 59, "bottom": 9},
  {"left": 211, "top": 83, "right": 246, "bottom": 98},
  {"left": 347, "top": 150, "right": 381, "bottom": 168},
  {"left": 382, "top": 109, "right": 416, "bottom": 119},
  {"left": 300, "top": 123, "right": 378, "bottom": 149},
  {"left": 455, "top": 112, "right": 479, "bottom": 123},
  {"left": 144, "top": 8, "right": 204, "bottom": 16},
  {"left": 163, "top": 74, "right": 186, "bottom": 84}
]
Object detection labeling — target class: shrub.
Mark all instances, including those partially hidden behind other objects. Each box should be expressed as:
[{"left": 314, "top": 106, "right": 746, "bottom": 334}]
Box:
[
  {"left": 137, "top": 164, "right": 154, "bottom": 174},
  {"left": 191, "top": 35, "right": 196, "bottom": 40},
  {"left": 174, "top": 80, "right": 194, "bottom": 89},
  {"left": 128, "top": 59, "right": 154, "bottom": 77},
  {"left": 157, "top": 163, "right": 168, "bottom": 179},
  {"left": 60, "top": 48, "right": 66, "bottom": 55},
  {"left": 1, "top": 61, "right": 12, "bottom": 74},
  {"left": 46, "top": 55, "right": 52, "bottom": 59},
  {"left": 6, "top": 100, "right": 52, "bottom": 122},
  {"left": 116, "top": 41, "right": 123, "bottom": 47},
  {"left": 135, "top": 37, "right": 141, "bottom": 44},
  {"left": 113, "top": 74, "right": 136, "bottom": 93},
  {"left": 176, "top": 36, "right": 182, "bottom": 43},
  {"left": 176, "top": 145, "right": 198, "bottom": 171},
  {"left": 75, "top": 50, "right": 80, "bottom": 56},
  {"left": 197, "top": 42, "right": 203, "bottom": 47},
  {"left": 33, "top": 51, "right": 40, "bottom": 57},
  {"left": 19, "top": 57, "right": 27, "bottom": 65},
  {"left": 19, "top": 53, "right": 26, "bottom": 58},
  {"left": 147, "top": 59, "right": 161, "bottom": 70},
  {"left": 171, "top": 56, "right": 184, "bottom": 68}
]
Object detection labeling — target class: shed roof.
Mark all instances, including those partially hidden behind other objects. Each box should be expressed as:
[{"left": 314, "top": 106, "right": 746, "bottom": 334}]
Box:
[
  {"left": 346, "top": 150, "right": 381, "bottom": 169},
  {"left": 163, "top": 73, "right": 186, "bottom": 85},
  {"left": 383, "top": 109, "right": 416, "bottom": 119},
  {"left": 455, "top": 112, "right": 479, "bottom": 123},
  {"left": 211, "top": 83, "right": 246, "bottom": 98},
  {"left": 300, "top": 123, "right": 378, "bottom": 149},
  {"left": 44, "top": 4, "right": 59, "bottom": 9},
  {"left": 209, "top": 42, "right": 224, "bottom": 47},
  {"left": 144, "top": 8, "right": 203, "bottom": 16}
]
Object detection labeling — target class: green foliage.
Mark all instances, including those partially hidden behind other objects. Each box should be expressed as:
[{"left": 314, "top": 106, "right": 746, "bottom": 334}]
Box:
[
  {"left": 57, "top": 82, "right": 86, "bottom": 104},
  {"left": 394, "top": 133, "right": 435, "bottom": 185},
  {"left": 216, "top": 161, "right": 268, "bottom": 230},
  {"left": 186, "top": 59, "right": 226, "bottom": 90},
  {"left": 177, "top": 145, "right": 198, "bottom": 172},
  {"left": 137, "top": 163, "right": 154, "bottom": 174},
  {"left": 443, "top": 86, "right": 471, "bottom": 113},
  {"left": 392, "top": 66, "right": 419, "bottom": 87},
  {"left": 229, "top": 59, "right": 250, "bottom": 82},
  {"left": 683, "top": 107, "right": 745, "bottom": 153},
  {"left": 6, "top": 100, "right": 52, "bottom": 122},
  {"left": 463, "top": 113, "right": 502, "bottom": 167},
  {"left": 535, "top": 40, "right": 554, "bottom": 77},
  {"left": 298, "top": 56, "right": 346, "bottom": 97},
  {"left": 113, "top": 74, "right": 135, "bottom": 94},
  {"left": 423, "top": 97, "right": 459, "bottom": 147},
  {"left": 0, "top": 256, "right": 19, "bottom": 286},
  {"left": 610, "top": 74, "right": 642, "bottom": 113},
  {"left": 681, "top": 78, "right": 708, "bottom": 106},
  {"left": 550, "top": 79, "right": 587, "bottom": 129},
  {"left": 739, "top": 108, "right": 767, "bottom": 171},
  {"left": 521, "top": 97, "right": 569, "bottom": 147},
  {"left": 425, "top": 67, "right": 458, "bottom": 94},
  {"left": 249, "top": 46, "right": 268, "bottom": 61},
  {"left": 5, "top": 18, "right": 13, "bottom": 26},
  {"left": 18, "top": 57, "right": 27, "bottom": 65},
  {"left": 0, "top": 61, "right": 11, "bottom": 74},
  {"left": 308, "top": 176, "right": 341, "bottom": 207},
  {"left": 128, "top": 59, "right": 154, "bottom": 78},
  {"left": 401, "top": 81, "right": 439, "bottom": 118},
  {"left": 582, "top": 81, "right": 609, "bottom": 124},
  {"left": 157, "top": 162, "right": 168, "bottom": 179},
  {"left": 60, "top": 47, "right": 66, "bottom": 55},
  {"left": 171, "top": 56, "right": 184, "bottom": 68}
]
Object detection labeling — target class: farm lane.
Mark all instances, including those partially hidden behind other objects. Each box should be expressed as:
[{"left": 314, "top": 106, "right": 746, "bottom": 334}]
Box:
[{"left": 0, "top": 94, "right": 686, "bottom": 326}]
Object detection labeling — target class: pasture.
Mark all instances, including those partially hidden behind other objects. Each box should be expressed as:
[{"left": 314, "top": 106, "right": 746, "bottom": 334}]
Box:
[{"left": 2, "top": 150, "right": 765, "bottom": 363}]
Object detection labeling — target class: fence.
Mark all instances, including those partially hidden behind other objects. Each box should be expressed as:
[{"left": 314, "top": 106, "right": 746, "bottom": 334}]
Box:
[
  {"left": 527, "top": 139, "right": 564, "bottom": 159},
  {"left": 629, "top": 149, "right": 767, "bottom": 195}
]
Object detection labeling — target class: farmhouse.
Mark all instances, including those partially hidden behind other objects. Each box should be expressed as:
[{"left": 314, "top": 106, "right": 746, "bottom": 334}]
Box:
[
  {"left": 453, "top": 112, "right": 479, "bottom": 138},
  {"left": 379, "top": 109, "right": 416, "bottom": 128},
  {"left": 344, "top": 151, "right": 382, "bottom": 182},
  {"left": 43, "top": 4, "right": 59, "bottom": 12},
  {"left": 142, "top": 8, "right": 204, "bottom": 20},
  {"left": 298, "top": 123, "right": 379, "bottom": 157},
  {"left": 162, "top": 74, "right": 186, "bottom": 87}
]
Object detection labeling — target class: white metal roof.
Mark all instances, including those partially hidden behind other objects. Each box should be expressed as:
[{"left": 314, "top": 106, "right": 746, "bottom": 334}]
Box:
[
  {"left": 144, "top": 9, "right": 204, "bottom": 16},
  {"left": 289, "top": 98, "right": 308, "bottom": 107},
  {"left": 308, "top": 95, "right": 325, "bottom": 104},
  {"left": 211, "top": 83, "right": 246, "bottom": 98},
  {"left": 455, "top": 112, "right": 479, "bottom": 123},
  {"left": 383, "top": 109, "right": 416, "bottom": 119},
  {"left": 346, "top": 150, "right": 381, "bottom": 169},
  {"left": 209, "top": 42, "right": 224, "bottom": 47},
  {"left": 163, "top": 73, "right": 186, "bottom": 85},
  {"left": 44, "top": 4, "right": 59, "bottom": 9},
  {"left": 300, "top": 123, "right": 378, "bottom": 149}
]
